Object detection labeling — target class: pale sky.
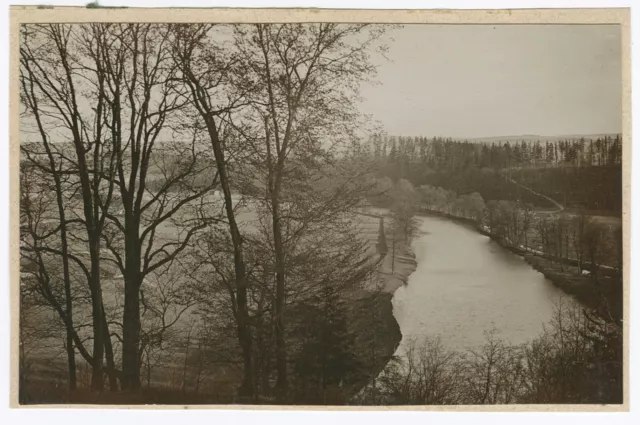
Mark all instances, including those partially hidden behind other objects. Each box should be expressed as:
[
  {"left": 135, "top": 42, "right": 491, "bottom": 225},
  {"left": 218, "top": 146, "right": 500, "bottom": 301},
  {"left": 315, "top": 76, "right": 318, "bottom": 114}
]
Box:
[{"left": 360, "top": 24, "right": 622, "bottom": 139}]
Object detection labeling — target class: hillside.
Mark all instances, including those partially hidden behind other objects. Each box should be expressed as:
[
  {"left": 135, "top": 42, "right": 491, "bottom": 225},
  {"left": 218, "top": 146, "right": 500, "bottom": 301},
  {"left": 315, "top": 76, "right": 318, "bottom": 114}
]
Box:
[
  {"left": 508, "top": 165, "right": 622, "bottom": 215},
  {"left": 416, "top": 168, "right": 557, "bottom": 210}
]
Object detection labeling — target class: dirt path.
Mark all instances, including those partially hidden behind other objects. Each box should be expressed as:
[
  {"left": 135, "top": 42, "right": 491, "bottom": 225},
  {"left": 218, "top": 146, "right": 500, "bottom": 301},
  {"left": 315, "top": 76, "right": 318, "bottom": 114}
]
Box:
[{"left": 502, "top": 172, "right": 564, "bottom": 213}]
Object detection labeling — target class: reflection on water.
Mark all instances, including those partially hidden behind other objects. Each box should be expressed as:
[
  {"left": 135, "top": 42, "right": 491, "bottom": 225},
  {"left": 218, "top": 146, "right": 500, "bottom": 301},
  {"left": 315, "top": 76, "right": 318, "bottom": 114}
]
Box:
[{"left": 392, "top": 215, "right": 569, "bottom": 355}]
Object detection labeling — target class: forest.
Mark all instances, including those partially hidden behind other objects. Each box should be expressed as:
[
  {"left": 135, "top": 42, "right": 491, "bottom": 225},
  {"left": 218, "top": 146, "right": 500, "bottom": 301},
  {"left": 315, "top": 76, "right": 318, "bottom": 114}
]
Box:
[{"left": 369, "top": 135, "right": 622, "bottom": 214}]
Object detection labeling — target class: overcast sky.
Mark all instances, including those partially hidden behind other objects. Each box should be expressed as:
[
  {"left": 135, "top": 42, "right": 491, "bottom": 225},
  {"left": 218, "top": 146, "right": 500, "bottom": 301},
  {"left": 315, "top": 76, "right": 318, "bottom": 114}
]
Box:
[{"left": 360, "top": 24, "right": 622, "bottom": 139}]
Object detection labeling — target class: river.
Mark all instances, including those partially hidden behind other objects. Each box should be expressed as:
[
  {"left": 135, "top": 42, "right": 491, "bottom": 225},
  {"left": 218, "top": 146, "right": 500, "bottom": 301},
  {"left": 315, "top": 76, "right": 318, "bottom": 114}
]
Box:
[{"left": 391, "top": 214, "right": 571, "bottom": 356}]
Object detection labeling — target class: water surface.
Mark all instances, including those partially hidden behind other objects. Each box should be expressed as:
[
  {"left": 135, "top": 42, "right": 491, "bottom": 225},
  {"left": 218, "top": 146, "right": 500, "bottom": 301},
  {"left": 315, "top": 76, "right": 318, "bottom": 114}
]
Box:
[{"left": 392, "top": 215, "right": 569, "bottom": 354}]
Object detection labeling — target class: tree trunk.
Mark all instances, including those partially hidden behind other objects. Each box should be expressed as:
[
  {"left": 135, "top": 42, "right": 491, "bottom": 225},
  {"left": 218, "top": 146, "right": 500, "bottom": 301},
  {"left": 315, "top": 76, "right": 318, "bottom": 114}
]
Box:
[
  {"left": 121, "top": 222, "right": 144, "bottom": 390},
  {"left": 272, "top": 196, "right": 288, "bottom": 401},
  {"left": 56, "top": 192, "right": 76, "bottom": 391},
  {"left": 392, "top": 235, "right": 397, "bottom": 274},
  {"left": 89, "top": 237, "right": 104, "bottom": 392},
  {"left": 39, "top": 85, "right": 77, "bottom": 391},
  {"left": 203, "top": 115, "right": 254, "bottom": 399},
  {"left": 147, "top": 350, "right": 152, "bottom": 389},
  {"left": 121, "top": 276, "right": 141, "bottom": 390},
  {"left": 102, "top": 304, "right": 118, "bottom": 391},
  {"left": 65, "top": 329, "right": 76, "bottom": 391},
  {"left": 59, "top": 204, "right": 76, "bottom": 391},
  {"left": 181, "top": 328, "right": 191, "bottom": 394}
]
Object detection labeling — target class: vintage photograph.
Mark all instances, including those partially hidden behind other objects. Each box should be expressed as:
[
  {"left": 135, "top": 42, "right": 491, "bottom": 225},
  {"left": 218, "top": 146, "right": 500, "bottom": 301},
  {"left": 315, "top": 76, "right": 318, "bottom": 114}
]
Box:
[{"left": 14, "top": 9, "right": 626, "bottom": 407}]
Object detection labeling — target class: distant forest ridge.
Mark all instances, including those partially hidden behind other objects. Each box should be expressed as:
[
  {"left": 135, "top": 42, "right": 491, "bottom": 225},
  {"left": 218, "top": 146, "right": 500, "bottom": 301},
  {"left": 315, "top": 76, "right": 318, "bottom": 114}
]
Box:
[
  {"left": 369, "top": 133, "right": 622, "bottom": 145},
  {"left": 461, "top": 133, "right": 622, "bottom": 144}
]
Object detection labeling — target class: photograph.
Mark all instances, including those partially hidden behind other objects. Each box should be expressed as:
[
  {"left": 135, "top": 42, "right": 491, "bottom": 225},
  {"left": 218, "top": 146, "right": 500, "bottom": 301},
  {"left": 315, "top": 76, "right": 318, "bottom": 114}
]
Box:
[{"left": 12, "top": 6, "right": 629, "bottom": 408}]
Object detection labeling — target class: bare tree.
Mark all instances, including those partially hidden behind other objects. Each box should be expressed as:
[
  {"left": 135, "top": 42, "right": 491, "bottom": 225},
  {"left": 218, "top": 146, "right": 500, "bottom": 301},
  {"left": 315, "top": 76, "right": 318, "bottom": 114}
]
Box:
[
  {"left": 19, "top": 82, "right": 78, "bottom": 389},
  {"left": 584, "top": 221, "right": 606, "bottom": 280},
  {"left": 376, "top": 337, "right": 465, "bottom": 405},
  {"left": 20, "top": 24, "right": 120, "bottom": 391},
  {"left": 228, "top": 23, "right": 391, "bottom": 400},
  {"left": 20, "top": 23, "right": 219, "bottom": 392},
  {"left": 19, "top": 158, "right": 78, "bottom": 390},
  {"left": 613, "top": 223, "right": 623, "bottom": 272},
  {"left": 554, "top": 215, "right": 570, "bottom": 271},
  {"left": 520, "top": 203, "right": 535, "bottom": 248},
  {"left": 570, "top": 212, "right": 591, "bottom": 271},
  {"left": 82, "top": 24, "right": 221, "bottom": 390},
  {"left": 170, "top": 23, "right": 257, "bottom": 398},
  {"left": 461, "top": 329, "right": 524, "bottom": 404}
]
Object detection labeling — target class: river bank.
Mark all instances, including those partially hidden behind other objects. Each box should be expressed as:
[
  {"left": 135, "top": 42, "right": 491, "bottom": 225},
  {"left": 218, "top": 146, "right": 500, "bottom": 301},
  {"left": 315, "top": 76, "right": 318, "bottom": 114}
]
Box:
[
  {"left": 416, "top": 208, "right": 622, "bottom": 322},
  {"left": 343, "top": 211, "right": 418, "bottom": 400}
]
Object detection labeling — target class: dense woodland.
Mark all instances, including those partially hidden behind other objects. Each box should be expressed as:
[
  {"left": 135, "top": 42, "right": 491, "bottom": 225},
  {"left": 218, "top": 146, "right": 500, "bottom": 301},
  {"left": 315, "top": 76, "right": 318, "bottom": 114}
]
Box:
[
  {"left": 18, "top": 22, "right": 623, "bottom": 406},
  {"left": 368, "top": 135, "right": 622, "bottom": 214},
  {"left": 370, "top": 135, "right": 622, "bottom": 170}
]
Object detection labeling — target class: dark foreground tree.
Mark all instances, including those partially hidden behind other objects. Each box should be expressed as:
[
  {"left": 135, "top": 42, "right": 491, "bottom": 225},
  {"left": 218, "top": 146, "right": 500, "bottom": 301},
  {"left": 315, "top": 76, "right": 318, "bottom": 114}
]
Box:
[
  {"left": 170, "top": 23, "right": 257, "bottom": 398},
  {"left": 20, "top": 23, "right": 220, "bottom": 392},
  {"left": 20, "top": 24, "right": 119, "bottom": 391}
]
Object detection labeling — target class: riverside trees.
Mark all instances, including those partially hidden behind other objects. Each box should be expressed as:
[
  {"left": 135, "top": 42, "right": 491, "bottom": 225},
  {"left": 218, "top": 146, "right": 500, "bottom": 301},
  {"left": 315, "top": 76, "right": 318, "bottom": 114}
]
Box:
[{"left": 360, "top": 301, "right": 622, "bottom": 405}]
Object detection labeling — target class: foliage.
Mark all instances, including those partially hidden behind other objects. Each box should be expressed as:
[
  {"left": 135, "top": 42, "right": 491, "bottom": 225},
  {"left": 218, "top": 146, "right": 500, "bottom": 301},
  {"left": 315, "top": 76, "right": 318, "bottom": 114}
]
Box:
[{"left": 292, "top": 284, "right": 364, "bottom": 404}]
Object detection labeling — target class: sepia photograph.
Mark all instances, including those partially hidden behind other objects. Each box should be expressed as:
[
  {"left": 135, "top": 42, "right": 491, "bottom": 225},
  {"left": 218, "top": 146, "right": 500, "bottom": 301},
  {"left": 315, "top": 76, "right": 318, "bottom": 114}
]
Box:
[{"left": 10, "top": 6, "right": 629, "bottom": 409}]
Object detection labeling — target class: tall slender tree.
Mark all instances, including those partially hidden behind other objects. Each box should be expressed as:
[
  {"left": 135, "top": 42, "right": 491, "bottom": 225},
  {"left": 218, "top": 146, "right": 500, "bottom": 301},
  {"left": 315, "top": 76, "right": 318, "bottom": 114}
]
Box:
[
  {"left": 233, "top": 23, "right": 391, "bottom": 400},
  {"left": 20, "top": 24, "right": 116, "bottom": 391},
  {"left": 170, "top": 23, "right": 258, "bottom": 397}
]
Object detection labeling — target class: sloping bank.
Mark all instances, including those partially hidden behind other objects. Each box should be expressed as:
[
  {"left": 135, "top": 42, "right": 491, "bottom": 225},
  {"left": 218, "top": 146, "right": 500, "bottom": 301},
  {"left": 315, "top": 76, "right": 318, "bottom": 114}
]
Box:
[{"left": 344, "top": 213, "right": 418, "bottom": 400}]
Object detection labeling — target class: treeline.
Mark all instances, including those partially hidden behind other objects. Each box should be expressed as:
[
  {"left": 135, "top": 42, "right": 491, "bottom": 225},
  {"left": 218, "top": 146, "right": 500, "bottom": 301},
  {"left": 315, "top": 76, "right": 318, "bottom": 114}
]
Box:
[
  {"left": 369, "top": 178, "right": 622, "bottom": 283},
  {"left": 418, "top": 169, "right": 557, "bottom": 210},
  {"left": 369, "top": 134, "right": 622, "bottom": 172},
  {"left": 356, "top": 301, "right": 622, "bottom": 405},
  {"left": 19, "top": 23, "right": 394, "bottom": 404}
]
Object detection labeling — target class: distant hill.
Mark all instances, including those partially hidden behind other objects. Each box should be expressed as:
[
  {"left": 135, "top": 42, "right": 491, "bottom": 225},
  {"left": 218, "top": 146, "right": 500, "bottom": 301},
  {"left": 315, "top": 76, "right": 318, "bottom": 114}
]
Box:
[{"left": 463, "top": 134, "right": 620, "bottom": 144}]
